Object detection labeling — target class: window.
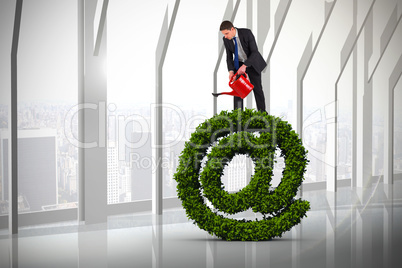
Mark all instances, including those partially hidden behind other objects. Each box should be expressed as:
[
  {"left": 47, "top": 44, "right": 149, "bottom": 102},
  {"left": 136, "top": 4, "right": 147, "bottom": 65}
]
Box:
[{"left": 11, "top": 0, "right": 78, "bottom": 213}]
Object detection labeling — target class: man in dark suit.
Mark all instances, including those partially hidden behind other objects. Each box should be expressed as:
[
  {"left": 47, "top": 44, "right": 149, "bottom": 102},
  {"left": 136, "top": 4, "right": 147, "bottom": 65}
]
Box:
[{"left": 220, "top": 20, "right": 267, "bottom": 112}]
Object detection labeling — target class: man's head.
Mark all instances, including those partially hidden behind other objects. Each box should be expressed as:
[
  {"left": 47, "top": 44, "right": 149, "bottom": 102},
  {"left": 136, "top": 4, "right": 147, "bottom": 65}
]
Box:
[{"left": 220, "top": 20, "right": 236, "bottom": 40}]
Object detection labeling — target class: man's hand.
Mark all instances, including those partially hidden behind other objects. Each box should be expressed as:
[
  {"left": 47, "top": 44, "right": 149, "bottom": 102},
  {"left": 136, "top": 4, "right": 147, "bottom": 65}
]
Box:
[
  {"left": 237, "top": 65, "right": 247, "bottom": 75},
  {"left": 229, "top": 71, "right": 235, "bottom": 81}
]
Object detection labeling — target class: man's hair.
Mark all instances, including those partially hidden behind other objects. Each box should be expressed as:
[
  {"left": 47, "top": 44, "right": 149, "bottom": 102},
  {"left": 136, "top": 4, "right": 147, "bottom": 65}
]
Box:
[{"left": 220, "top": 20, "right": 234, "bottom": 31}]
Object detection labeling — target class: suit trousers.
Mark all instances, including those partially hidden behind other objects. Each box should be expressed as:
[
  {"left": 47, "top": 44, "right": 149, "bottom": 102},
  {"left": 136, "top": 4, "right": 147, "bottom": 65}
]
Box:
[{"left": 234, "top": 62, "right": 266, "bottom": 112}]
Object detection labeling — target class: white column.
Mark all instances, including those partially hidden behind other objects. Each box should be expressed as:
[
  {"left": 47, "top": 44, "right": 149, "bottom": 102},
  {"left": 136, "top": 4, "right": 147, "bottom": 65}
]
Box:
[
  {"left": 77, "top": 0, "right": 85, "bottom": 222},
  {"left": 352, "top": 0, "right": 358, "bottom": 188},
  {"left": 152, "top": 215, "right": 163, "bottom": 268},
  {"left": 9, "top": 0, "right": 23, "bottom": 235},
  {"left": 83, "top": 0, "right": 108, "bottom": 224},
  {"left": 356, "top": 11, "right": 373, "bottom": 188},
  {"left": 256, "top": 0, "right": 270, "bottom": 112},
  {"left": 324, "top": 0, "right": 338, "bottom": 194},
  {"left": 245, "top": 242, "right": 257, "bottom": 268},
  {"left": 384, "top": 80, "right": 394, "bottom": 184},
  {"left": 154, "top": 0, "right": 180, "bottom": 214},
  {"left": 263, "top": 0, "right": 292, "bottom": 115},
  {"left": 326, "top": 191, "right": 337, "bottom": 268},
  {"left": 383, "top": 184, "right": 393, "bottom": 267},
  {"left": 206, "top": 237, "right": 217, "bottom": 268},
  {"left": 326, "top": 101, "right": 337, "bottom": 192},
  {"left": 384, "top": 53, "right": 402, "bottom": 184},
  {"left": 291, "top": 225, "right": 301, "bottom": 268},
  {"left": 246, "top": 0, "right": 254, "bottom": 110}
]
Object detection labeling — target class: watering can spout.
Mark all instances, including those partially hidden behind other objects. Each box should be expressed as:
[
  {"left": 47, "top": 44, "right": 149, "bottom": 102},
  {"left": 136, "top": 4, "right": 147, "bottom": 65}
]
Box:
[
  {"left": 212, "top": 72, "right": 254, "bottom": 99},
  {"left": 212, "top": 91, "right": 242, "bottom": 98}
]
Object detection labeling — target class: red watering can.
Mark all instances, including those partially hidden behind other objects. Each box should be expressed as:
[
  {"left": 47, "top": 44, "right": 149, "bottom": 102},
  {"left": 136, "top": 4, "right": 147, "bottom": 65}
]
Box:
[{"left": 212, "top": 71, "right": 254, "bottom": 99}]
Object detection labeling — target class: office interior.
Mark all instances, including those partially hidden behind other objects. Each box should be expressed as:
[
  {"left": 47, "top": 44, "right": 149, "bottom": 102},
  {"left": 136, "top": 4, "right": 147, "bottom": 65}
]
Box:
[{"left": 0, "top": 0, "right": 402, "bottom": 267}]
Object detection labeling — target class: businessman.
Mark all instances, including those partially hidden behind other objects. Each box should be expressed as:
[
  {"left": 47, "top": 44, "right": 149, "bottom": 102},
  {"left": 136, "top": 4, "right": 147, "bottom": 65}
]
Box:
[{"left": 220, "top": 20, "right": 267, "bottom": 112}]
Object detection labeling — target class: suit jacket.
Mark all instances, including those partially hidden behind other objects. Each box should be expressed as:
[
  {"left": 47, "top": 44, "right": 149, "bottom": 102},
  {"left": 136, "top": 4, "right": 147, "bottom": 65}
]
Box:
[{"left": 223, "top": 28, "right": 267, "bottom": 74}]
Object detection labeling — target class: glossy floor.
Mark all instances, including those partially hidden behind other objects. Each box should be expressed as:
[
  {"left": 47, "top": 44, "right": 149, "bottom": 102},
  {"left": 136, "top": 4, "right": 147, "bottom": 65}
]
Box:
[{"left": 0, "top": 180, "right": 401, "bottom": 268}]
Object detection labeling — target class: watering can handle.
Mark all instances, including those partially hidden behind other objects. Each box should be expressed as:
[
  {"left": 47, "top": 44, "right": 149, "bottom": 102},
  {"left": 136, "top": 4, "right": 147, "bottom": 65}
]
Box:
[{"left": 230, "top": 71, "right": 248, "bottom": 84}]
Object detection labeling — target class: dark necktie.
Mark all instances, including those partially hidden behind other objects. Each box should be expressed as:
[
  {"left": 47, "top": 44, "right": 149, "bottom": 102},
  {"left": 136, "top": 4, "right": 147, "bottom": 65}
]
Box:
[{"left": 234, "top": 37, "right": 239, "bottom": 71}]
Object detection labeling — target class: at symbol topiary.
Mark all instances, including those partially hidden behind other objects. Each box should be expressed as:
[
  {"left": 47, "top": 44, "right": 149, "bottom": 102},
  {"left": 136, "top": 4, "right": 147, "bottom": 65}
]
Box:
[{"left": 173, "top": 108, "right": 310, "bottom": 241}]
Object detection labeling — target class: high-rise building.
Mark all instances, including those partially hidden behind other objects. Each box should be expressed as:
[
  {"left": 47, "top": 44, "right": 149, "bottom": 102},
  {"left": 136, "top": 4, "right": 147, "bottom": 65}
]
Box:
[
  {"left": 164, "top": 138, "right": 185, "bottom": 198},
  {"left": 131, "top": 132, "right": 152, "bottom": 201},
  {"left": 120, "top": 165, "right": 131, "bottom": 202},
  {"left": 224, "top": 155, "right": 253, "bottom": 192},
  {"left": 107, "top": 141, "right": 119, "bottom": 204},
  {"left": 0, "top": 128, "right": 58, "bottom": 212}
]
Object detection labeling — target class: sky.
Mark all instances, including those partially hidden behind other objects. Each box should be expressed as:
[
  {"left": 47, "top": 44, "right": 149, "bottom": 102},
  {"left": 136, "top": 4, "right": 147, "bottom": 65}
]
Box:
[{"left": 0, "top": 0, "right": 78, "bottom": 104}]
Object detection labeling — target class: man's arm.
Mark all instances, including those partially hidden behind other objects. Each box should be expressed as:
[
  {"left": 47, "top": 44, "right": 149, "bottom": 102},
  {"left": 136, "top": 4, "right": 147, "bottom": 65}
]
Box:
[
  {"left": 243, "top": 29, "right": 259, "bottom": 68},
  {"left": 223, "top": 38, "right": 236, "bottom": 80},
  {"left": 242, "top": 29, "right": 267, "bottom": 73},
  {"left": 224, "top": 38, "right": 235, "bottom": 72}
]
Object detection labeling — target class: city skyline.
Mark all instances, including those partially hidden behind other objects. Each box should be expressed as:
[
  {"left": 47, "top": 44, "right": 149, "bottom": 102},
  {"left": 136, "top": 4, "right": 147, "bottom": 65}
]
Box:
[{"left": 1, "top": 98, "right": 401, "bottom": 215}]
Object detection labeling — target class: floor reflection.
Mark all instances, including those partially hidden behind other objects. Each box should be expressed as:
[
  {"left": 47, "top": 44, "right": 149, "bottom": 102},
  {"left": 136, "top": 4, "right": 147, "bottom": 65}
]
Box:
[
  {"left": 152, "top": 215, "right": 163, "bottom": 268},
  {"left": 0, "top": 180, "right": 401, "bottom": 268}
]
